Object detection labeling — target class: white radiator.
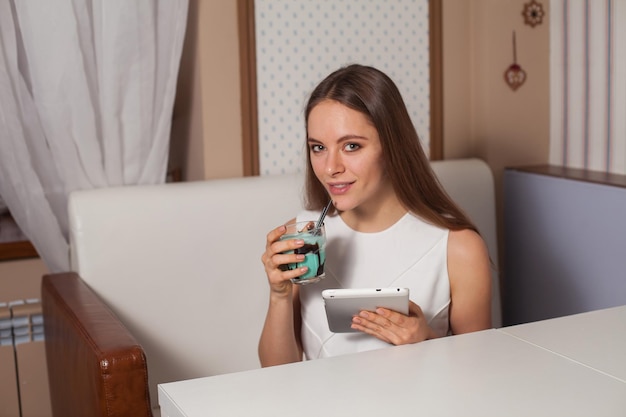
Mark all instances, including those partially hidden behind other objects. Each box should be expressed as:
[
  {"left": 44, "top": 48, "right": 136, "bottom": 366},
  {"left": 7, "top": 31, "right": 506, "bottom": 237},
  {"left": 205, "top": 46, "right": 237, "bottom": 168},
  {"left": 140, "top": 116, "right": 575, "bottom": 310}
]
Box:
[{"left": 0, "top": 299, "right": 51, "bottom": 417}]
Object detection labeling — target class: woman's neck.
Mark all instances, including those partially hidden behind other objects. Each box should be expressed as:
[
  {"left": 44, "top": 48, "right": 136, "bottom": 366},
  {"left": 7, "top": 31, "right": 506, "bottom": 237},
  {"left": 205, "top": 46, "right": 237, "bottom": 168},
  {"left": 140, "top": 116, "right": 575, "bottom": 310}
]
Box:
[{"left": 339, "top": 195, "right": 407, "bottom": 233}]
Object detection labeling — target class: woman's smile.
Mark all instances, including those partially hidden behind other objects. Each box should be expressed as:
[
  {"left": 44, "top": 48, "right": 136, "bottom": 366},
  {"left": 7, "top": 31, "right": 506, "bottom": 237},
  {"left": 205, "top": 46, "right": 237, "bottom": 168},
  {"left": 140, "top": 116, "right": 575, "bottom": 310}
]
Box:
[{"left": 326, "top": 181, "right": 354, "bottom": 196}]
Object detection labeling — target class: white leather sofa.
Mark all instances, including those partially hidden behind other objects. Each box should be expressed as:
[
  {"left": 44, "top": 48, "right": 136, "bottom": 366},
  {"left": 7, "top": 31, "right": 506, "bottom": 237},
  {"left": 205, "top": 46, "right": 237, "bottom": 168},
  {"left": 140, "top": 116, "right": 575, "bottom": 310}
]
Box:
[{"left": 43, "top": 158, "right": 500, "bottom": 416}]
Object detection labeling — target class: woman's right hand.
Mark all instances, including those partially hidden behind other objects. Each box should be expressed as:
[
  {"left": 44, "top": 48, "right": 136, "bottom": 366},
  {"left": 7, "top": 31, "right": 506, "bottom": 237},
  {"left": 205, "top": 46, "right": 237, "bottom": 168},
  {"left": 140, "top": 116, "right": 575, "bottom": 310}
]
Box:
[{"left": 261, "top": 224, "right": 308, "bottom": 297}]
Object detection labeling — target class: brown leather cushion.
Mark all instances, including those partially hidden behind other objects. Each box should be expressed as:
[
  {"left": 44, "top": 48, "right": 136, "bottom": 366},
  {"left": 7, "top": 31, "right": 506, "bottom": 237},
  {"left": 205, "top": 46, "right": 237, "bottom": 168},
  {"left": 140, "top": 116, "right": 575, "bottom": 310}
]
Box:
[{"left": 42, "top": 272, "right": 152, "bottom": 417}]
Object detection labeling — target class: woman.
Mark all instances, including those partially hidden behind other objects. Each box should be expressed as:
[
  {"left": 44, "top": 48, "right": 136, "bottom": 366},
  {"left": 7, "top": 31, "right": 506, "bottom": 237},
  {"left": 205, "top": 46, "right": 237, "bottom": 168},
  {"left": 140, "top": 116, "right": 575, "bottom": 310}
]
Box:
[{"left": 259, "top": 64, "right": 492, "bottom": 366}]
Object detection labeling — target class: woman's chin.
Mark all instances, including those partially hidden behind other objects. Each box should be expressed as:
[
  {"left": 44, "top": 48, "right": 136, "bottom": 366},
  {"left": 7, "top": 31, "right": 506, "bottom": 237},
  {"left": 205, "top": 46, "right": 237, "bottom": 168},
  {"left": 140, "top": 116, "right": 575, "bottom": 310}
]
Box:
[{"left": 329, "top": 200, "right": 353, "bottom": 213}]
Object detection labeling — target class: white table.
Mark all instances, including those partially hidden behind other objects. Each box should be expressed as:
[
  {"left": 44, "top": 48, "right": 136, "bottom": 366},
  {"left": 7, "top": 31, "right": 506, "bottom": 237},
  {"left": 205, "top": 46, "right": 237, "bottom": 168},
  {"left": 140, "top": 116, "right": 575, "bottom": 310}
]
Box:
[
  {"left": 500, "top": 304, "right": 626, "bottom": 382},
  {"left": 159, "top": 306, "right": 626, "bottom": 417}
]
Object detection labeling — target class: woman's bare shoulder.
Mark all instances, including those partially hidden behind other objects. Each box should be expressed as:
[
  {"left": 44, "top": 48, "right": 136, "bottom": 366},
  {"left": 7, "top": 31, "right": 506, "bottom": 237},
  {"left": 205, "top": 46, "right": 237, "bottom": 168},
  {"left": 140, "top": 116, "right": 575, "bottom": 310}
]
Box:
[{"left": 447, "top": 228, "right": 489, "bottom": 264}]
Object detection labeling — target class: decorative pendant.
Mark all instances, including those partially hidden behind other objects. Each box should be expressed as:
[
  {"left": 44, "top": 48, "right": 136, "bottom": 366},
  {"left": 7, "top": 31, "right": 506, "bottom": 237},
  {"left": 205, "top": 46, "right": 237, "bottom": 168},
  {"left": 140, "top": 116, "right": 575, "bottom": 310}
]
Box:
[
  {"left": 504, "top": 31, "right": 526, "bottom": 91},
  {"left": 522, "top": 0, "right": 545, "bottom": 28}
]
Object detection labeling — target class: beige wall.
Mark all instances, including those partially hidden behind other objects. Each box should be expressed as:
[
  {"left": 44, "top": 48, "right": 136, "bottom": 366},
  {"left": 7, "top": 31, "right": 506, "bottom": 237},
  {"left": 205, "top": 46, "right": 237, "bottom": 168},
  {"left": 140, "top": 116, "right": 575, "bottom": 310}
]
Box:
[
  {"left": 445, "top": 0, "right": 550, "bottom": 173},
  {"left": 442, "top": 0, "right": 550, "bottom": 265},
  {"left": 442, "top": 1, "right": 474, "bottom": 159},
  {"left": 0, "top": 258, "right": 48, "bottom": 301},
  {"left": 444, "top": 0, "right": 550, "bottom": 167},
  {"left": 170, "top": 0, "right": 244, "bottom": 181},
  {"left": 175, "top": 0, "right": 551, "bottom": 181}
]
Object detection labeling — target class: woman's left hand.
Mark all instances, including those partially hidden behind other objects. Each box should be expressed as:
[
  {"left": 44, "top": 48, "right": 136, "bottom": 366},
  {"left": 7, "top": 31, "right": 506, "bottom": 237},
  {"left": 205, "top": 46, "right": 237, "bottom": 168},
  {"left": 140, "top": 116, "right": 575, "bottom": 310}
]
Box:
[{"left": 350, "top": 301, "right": 436, "bottom": 345}]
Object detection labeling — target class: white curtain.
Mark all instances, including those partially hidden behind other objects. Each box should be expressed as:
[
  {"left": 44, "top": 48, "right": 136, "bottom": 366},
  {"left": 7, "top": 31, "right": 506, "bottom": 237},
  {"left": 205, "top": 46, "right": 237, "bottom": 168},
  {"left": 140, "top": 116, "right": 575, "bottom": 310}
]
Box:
[
  {"left": 550, "top": 0, "right": 626, "bottom": 174},
  {"left": 0, "top": 0, "right": 188, "bottom": 272}
]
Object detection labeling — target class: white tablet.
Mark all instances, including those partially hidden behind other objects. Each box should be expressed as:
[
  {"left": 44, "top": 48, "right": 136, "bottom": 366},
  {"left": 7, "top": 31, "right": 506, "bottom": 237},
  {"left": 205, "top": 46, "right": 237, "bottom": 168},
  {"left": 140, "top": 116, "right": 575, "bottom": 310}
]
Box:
[{"left": 321, "top": 288, "right": 410, "bottom": 333}]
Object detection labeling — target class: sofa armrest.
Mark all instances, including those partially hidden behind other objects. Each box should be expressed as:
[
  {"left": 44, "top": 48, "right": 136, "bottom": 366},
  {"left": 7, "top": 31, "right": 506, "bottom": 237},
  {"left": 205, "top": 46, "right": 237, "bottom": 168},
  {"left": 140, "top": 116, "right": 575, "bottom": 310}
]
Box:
[{"left": 42, "top": 272, "right": 152, "bottom": 417}]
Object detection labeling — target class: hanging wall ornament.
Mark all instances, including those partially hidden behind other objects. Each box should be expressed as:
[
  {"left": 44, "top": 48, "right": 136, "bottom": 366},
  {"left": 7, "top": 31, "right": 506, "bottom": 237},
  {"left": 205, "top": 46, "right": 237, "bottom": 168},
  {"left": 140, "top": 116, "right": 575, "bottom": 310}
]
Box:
[
  {"left": 504, "top": 31, "right": 526, "bottom": 91},
  {"left": 522, "top": 0, "right": 545, "bottom": 28}
]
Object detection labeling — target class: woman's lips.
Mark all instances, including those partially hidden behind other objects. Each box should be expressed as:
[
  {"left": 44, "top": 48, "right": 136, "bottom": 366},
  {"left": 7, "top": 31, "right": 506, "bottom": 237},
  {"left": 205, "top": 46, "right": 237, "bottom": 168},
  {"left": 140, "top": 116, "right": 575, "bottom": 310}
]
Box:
[{"left": 327, "top": 182, "right": 353, "bottom": 195}]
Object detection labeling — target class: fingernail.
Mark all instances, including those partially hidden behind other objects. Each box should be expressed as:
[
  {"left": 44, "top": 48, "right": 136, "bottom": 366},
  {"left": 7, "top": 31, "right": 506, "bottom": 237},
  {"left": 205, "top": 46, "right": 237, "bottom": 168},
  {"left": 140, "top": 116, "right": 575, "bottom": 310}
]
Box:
[
  {"left": 296, "top": 254, "right": 305, "bottom": 261},
  {"left": 359, "top": 311, "right": 368, "bottom": 318}
]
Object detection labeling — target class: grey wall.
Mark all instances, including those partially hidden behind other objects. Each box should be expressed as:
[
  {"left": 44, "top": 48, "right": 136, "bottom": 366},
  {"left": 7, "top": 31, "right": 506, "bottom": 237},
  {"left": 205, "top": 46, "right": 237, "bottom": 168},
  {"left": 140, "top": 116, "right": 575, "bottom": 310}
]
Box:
[{"left": 503, "top": 169, "right": 626, "bottom": 325}]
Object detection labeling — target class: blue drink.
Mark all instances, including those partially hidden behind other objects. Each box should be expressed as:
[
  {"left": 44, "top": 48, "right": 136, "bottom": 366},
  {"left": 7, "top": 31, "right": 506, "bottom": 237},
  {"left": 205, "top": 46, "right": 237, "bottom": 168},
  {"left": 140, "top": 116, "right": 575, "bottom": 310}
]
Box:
[{"left": 279, "top": 221, "right": 326, "bottom": 285}]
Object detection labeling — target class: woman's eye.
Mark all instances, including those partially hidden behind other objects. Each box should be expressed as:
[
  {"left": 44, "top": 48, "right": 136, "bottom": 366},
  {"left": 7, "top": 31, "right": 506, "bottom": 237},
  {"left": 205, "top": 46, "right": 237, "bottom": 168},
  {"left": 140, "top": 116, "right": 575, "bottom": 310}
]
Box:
[
  {"left": 344, "top": 143, "right": 360, "bottom": 152},
  {"left": 310, "top": 144, "right": 325, "bottom": 153}
]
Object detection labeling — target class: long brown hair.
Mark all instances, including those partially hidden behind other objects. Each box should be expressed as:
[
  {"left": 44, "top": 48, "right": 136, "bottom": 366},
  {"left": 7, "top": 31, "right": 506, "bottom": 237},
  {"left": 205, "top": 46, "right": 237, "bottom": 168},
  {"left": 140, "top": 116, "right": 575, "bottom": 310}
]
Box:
[{"left": 303, "top": 64, "right": 477, "bottom": 233}]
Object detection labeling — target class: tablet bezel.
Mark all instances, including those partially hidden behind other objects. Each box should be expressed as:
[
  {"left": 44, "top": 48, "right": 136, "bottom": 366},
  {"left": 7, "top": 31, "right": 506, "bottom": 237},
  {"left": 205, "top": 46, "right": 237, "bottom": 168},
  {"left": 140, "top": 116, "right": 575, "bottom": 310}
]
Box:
[{"left": 321, "top": 288, "right": 410, "bottom": 333}]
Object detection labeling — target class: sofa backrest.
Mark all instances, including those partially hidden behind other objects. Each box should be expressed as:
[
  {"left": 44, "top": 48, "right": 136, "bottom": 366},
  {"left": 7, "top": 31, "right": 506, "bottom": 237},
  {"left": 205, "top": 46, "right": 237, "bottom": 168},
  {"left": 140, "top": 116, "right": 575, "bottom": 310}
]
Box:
[
  {"left": 68, "top": 158, "right": 500, "bottom": 411},
  {"left": 432, "top": 158, "right": 501, "bottom": 325}
]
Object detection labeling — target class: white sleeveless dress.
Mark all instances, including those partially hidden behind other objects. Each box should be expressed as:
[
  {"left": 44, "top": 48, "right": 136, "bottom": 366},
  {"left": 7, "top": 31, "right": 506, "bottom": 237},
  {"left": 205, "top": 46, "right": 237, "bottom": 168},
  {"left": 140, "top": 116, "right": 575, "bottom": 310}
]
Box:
[{"left": 297, "top": 210, "right": 451, "bottom": 359}]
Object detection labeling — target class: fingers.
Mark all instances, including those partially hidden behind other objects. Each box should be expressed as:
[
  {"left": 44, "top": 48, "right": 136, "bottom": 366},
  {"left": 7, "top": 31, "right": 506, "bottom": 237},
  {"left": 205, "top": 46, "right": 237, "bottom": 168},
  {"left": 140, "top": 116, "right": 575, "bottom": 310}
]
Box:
[
  {"left": 264, "top": 225, "right": 303, "bottom": 255},
  {"left": 264, "top": 225, "right": 286, "bottom": 252},
  {"left": 265, "top": 238, "right": 306, "bottom": 274},
  {"left": 408, "top": 300, "right": 423, "bottom": 317},
  {"left": 351, "top": 303, "right": 427, "bottom": 345},
  {"left": 262, "top": 225, "right": 308, "bottom": 291},
  {"left": 351, "top": 310, "right": 395, "bottom": 344}
]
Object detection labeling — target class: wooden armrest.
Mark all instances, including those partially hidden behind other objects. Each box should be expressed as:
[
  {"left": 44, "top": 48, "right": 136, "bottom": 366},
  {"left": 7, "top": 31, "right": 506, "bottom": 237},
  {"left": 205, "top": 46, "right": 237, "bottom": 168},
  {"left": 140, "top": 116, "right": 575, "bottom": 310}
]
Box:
[{"left": 42, "top": 272, "right": 152, "bottom": 417}]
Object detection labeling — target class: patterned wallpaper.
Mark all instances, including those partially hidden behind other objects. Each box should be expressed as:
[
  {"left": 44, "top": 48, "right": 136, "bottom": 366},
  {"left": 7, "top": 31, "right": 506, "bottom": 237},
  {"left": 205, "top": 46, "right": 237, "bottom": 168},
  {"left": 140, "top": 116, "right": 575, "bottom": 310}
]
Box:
[
  {"left": 550, "top": 0, "right": 626, "bottom": 174},
  {"left": 255, "top": 0, "right": 430, "bottom": 175}
]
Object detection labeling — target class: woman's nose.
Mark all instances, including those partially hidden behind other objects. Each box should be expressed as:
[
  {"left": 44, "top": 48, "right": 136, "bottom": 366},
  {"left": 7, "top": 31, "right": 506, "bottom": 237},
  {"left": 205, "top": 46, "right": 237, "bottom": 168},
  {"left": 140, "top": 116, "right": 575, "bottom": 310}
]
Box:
[{"left": 325, "top": 152, "right": 345, "bottom": 176}]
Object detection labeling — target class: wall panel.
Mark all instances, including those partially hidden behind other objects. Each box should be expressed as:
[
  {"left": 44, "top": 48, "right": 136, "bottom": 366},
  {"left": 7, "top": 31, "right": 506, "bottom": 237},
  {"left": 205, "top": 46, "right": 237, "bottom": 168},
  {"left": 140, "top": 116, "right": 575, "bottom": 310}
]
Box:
[{"left": 255, "top": 0, "right": 431, "bottom": 175}]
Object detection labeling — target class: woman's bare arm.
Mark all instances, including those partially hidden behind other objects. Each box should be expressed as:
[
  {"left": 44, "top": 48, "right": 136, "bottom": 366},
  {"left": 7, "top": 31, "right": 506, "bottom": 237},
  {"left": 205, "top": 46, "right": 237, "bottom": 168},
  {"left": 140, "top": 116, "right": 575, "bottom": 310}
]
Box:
[
  {"left": 258, "top": 220, "right": 305, "bottom": 366},
  {"left": 258, "top": 286, "right": 303, "bottom": 366},
  {"left": 447, "top": 229, "right": 493, "bottom": 334}
]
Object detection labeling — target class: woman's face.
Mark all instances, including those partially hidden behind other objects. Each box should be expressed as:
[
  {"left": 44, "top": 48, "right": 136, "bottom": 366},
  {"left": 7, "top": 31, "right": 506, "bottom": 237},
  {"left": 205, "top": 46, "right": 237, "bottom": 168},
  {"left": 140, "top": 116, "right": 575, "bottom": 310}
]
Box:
[{"left": 307, "top": 100, "right": 393, "bottom": 215}]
